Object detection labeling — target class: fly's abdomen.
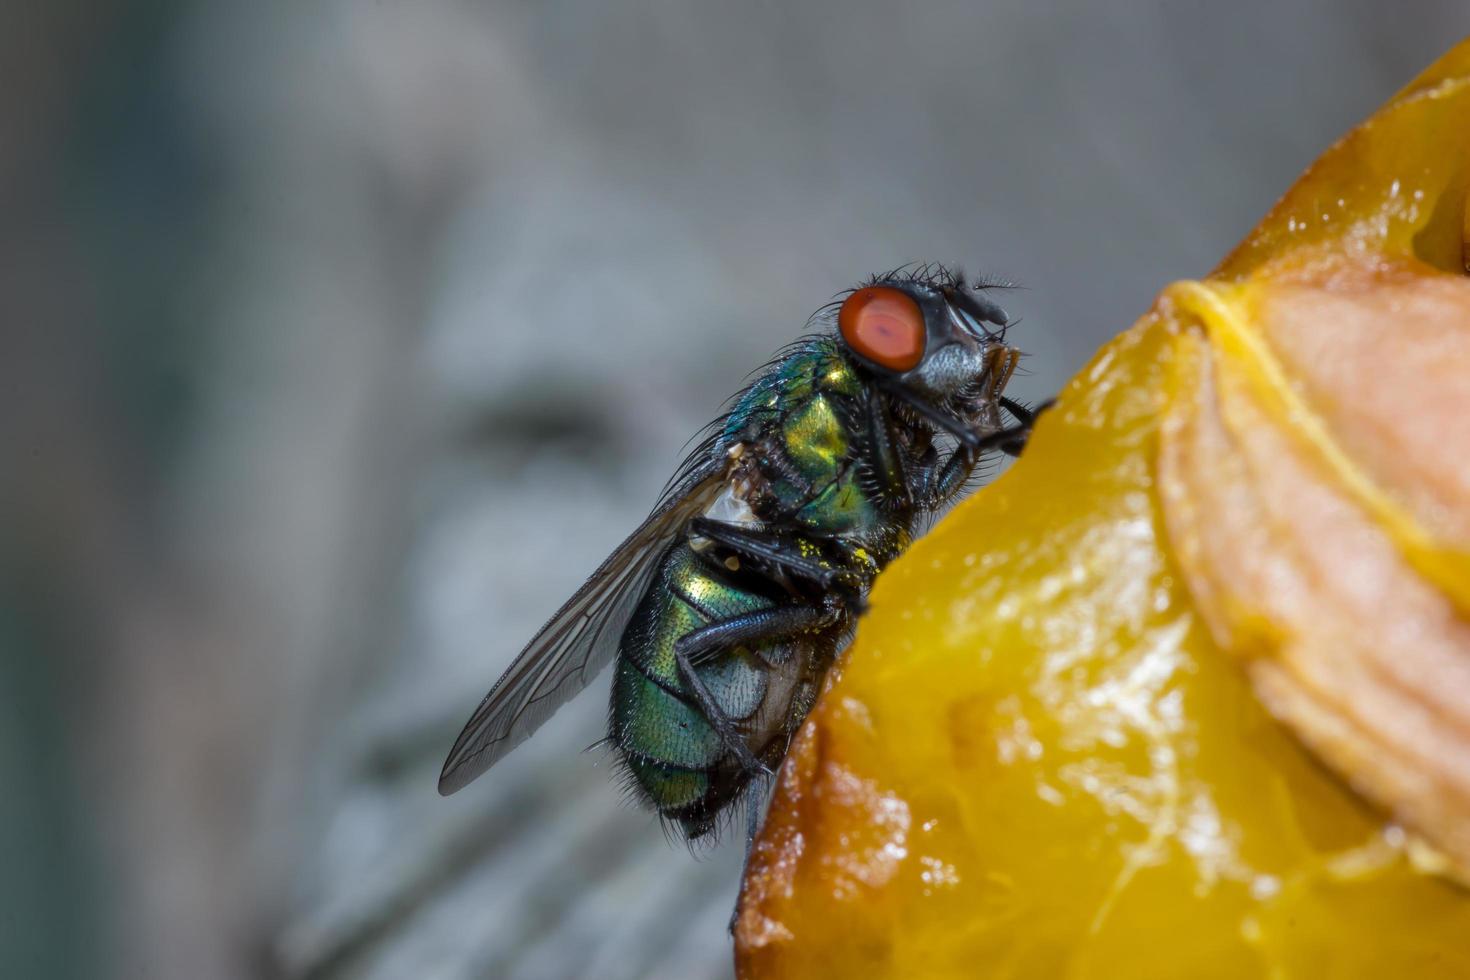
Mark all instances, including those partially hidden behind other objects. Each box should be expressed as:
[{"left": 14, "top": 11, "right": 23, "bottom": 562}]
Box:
[{"left": 610, "top": 541, "right": 806, "bottom": 837}]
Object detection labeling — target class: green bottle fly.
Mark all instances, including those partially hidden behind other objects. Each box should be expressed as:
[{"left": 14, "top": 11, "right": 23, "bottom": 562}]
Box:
[{"left": 440, "top": 266, "right": 1042, "bottom": 844}]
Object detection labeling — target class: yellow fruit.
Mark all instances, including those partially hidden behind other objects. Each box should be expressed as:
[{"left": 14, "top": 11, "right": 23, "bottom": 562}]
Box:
[{"left": 736, "top": 38, "right": 1470, "bottom": 980}]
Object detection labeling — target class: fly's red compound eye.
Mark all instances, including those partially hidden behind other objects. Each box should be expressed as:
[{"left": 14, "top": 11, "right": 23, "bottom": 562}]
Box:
[{"left": 838, "top": 286, "right": 925, "bottom": 372}]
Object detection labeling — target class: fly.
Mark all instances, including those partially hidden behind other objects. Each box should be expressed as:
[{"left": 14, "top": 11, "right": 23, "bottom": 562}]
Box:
[{"left": 439, "top": 265, "right": 1047, "bottom": 847}]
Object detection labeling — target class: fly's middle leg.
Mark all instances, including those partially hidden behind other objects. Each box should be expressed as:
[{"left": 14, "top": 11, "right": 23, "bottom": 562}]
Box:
[{"left": 688, "top": 517, "right": 838, "bottom": 589}]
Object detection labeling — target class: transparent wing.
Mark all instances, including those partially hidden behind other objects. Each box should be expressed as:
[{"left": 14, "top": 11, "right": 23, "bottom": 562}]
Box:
[{"left": 438, "top": 456, "right": 727, "bottom": 795}]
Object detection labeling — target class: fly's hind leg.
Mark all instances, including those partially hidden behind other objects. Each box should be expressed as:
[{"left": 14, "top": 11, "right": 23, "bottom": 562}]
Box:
[
  {"left": 673, "top": 602, "right": 837, "bottom": 778},
  {"left": 729, "top": 771, "right": 773, "bottom": 936},
  {"left": 743, "top": 773, "right": 767, "bottom": 859}
]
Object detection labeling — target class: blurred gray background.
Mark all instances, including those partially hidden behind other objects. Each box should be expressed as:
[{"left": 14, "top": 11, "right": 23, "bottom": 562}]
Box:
[{"left": 4, "top": 3, "right": 1467, "bottom": 978}]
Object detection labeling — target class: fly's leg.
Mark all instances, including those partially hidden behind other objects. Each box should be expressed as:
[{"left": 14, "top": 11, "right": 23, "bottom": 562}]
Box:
[
  {"left": 999, "top": 395, "right": 1036, "bottom": 425},
  {"left": 729, "top": 772, "right": 772, "bottom": 935},
  {"left": 882, "top": 381, "right": 984, "bottom": 447},
  {"left": 923, "top": 425, "right": 1018, "bottom": 506},
  {"left": 678, "top": 601, "right": 838, "bottom": 666},
  {"left": 924, "top": 398, "right": 1054, "bottom": 507},
  {"left": 673, "top": 602, "right": 837, "bottom": 776},
  {"left": 743, "top": 774, "right": 767, "bottom": 858},
  {"left": 860, "top": 384, "right": 912, "bottom": 510},
  {"left": 688, "top": 517, "right": 838, "bottom": 589},
  {"left": 672, "top": 653, "right": 767, "bottom": 776},
  {"left": 997, "top": 396, "right": 1052, "bottom": 456}
]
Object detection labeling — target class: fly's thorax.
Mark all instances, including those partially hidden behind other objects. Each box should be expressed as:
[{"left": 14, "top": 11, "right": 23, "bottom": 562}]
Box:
[
  {"left": 715, "top": 339, "right": 923, "bottom": 546},
  {"left": 781, "top": 391, "right": 848, "bottom": 480}
]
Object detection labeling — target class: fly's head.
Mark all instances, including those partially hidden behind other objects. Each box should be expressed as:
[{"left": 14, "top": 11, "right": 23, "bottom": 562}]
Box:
[{"left": 835, "top": 266, "right": 1022, "bottom": 437}]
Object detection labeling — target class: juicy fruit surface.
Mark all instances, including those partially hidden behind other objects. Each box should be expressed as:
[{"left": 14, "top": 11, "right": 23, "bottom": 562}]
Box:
[{"left": 735, "top": 38, "right": 1470, "bottom": 979}]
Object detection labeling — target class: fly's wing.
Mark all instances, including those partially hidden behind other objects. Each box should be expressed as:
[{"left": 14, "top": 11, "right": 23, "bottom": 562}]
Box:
[{"left": 438, "top": 455, "right": 727, "bottom": 795}]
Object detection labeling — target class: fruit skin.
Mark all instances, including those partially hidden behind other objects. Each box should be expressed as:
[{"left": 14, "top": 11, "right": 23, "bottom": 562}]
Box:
[{"left": 735, "top": 37, "right": 1470, "bottom": 980}]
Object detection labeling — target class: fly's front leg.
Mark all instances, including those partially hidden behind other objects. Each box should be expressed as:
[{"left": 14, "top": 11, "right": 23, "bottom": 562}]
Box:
[
  {"left": 673, "top": 601, "right": 838, "bottom": 776},
  {"left": 923, "top": 442, "right": 979, "bottom": 509},
  {"left": 999, "top": 396, "right": 1038, "bottom": 426},
  {"left": 925, "top": 398, "right": 1054, "bottom": 508},
  {"left": 907, "top": 443, "right": 942, "bottom": 507},
  {"left": 997, "top": 396, "right": 1053, "bottom": 456},
  {"left": 862, "top": 385, "right": 912, "bottom": 511}
]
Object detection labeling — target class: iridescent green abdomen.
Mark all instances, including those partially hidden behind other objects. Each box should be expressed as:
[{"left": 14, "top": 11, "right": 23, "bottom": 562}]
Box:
[{"left": 611, "top": 541, "right": 820, "bottom": 837}]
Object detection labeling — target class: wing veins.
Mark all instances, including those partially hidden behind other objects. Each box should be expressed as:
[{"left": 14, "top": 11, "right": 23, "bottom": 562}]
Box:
[{"left": 437, "top": 458, "right": 725, "bottom": 794}]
